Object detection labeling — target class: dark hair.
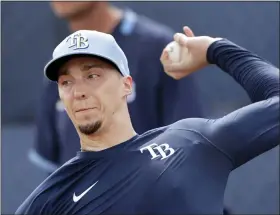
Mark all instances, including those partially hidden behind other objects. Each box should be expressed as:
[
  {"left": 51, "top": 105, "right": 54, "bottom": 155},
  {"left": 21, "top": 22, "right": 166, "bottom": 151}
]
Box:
[{"left": 52, "top": 54, "right": 122, "bottom": 81}]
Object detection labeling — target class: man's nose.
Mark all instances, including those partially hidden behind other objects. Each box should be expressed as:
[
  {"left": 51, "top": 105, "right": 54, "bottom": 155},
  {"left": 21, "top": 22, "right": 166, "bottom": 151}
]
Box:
[{"left": 73, "top": 81, "right": 88, "bottom": 100}]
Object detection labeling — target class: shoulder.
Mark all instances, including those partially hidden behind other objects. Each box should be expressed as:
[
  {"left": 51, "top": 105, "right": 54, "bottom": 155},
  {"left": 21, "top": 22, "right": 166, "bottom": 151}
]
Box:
[
  {"left": 15, "top": 177, "right": 52, "bottom": 214},
  {"left": 16, "top": 157, "right": 79, "bottom": 214},
  {"left": 125, "top": 9, "right": 174, "bottom": 48},
  {"left": 137, "top": 118, "right": 210, "bottom": 141},
  {"left": 168, "top": 118, "right": 211, "bottom": 136},
  {"left": 135, "top": 14, "right": 174, "bottom": 41},
  {"left": 138, "top": 125, "right": 169, "bottom": 140},
  {"left": 137, "top": 118, "right": 210, "bottom": 136}
]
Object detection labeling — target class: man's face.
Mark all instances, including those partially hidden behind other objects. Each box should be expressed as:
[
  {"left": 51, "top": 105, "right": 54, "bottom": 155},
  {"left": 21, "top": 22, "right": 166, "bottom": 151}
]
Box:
[
  {"left": 50, "top": 1, "right": 98, "bottom": 19},
  {"left": 57, "top": 56, "right": 132, "bottom": 135}
]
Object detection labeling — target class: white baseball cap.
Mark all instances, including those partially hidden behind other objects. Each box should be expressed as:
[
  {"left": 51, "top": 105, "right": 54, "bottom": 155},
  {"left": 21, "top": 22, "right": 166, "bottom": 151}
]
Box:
[{"left": 44, "top": 30, "right": 130, "bottom": 81}]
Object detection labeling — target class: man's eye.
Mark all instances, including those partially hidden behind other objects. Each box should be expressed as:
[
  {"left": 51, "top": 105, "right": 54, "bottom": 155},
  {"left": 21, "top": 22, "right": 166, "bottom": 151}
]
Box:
[
  {"left": 88, "top": 74, "right": 100, "bottom": 79},
  {"left": 61, "top": 80, "right": 70, "bottom": 86}
]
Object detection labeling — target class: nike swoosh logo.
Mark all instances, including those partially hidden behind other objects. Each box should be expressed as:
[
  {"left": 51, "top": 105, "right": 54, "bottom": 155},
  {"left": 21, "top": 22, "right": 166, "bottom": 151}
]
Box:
[{"left": 73, "top": 181, "right": 98, "bottom": 203}]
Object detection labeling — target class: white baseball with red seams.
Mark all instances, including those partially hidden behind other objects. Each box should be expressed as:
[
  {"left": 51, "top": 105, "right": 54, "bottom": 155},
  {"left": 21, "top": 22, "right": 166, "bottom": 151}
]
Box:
[{"left": 166, "top": 41, "right": 183, "bottom": 62}]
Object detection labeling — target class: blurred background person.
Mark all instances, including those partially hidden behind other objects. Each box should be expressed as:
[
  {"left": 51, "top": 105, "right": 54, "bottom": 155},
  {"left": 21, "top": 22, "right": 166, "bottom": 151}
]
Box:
[
  {"left": 28, "top": 1, "right": 203, "bottom": 174},
  {"left": 2, "top": 2, "right": 279, "bottom": 214}
]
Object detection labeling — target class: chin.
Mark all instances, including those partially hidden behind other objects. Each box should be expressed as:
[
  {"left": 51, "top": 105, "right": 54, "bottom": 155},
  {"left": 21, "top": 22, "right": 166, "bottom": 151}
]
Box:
[
  {"left": 56, "top": 5, "right": 93, "bottom": 20},
  {"left": 55, "top": 10, "right": 80, "bottom": 19},
  {"left": 77, "top": 120, "right": 102, "bottom": 135}
]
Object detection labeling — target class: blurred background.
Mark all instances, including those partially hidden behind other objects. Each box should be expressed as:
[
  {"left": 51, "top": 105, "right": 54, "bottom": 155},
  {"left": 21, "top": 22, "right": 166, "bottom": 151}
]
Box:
[{"left": 1, "top": 1, "right": 279, "bottom": 214}]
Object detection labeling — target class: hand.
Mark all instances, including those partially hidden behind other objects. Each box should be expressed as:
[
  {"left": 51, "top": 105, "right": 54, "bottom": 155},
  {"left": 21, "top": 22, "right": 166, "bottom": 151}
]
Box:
[{"left": 160, "top": 26, "right": 222, "bottom": 80}]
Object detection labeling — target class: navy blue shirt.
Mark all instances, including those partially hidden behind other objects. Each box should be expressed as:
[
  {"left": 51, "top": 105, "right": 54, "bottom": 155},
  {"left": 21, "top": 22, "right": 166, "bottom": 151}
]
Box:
[
  {"left": 30, "top": 9, "right": 202, "bottom": 171},
  {"left": 18, "top": 39, "right": 279, "bottom": 214}
]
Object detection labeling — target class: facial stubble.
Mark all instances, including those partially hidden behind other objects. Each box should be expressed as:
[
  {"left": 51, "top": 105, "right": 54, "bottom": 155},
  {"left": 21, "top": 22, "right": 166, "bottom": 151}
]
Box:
[{"left": 78, "top": 120, "right": 102, "bottom": 135}]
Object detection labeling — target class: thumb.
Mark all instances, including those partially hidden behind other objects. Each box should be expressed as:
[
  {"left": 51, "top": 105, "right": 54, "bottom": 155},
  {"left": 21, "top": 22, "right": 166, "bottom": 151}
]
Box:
[{"left": 160, "top": 48, "right": 171, "bottom": 63}]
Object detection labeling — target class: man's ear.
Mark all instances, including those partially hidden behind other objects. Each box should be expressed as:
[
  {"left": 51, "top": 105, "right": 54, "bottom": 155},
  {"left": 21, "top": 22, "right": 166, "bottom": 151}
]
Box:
[{"left": 122, "top": 76, "right": 133, "bottom": 97}]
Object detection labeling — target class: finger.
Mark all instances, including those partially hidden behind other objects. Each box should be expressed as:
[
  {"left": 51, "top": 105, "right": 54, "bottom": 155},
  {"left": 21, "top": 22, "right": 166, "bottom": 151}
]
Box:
[
  {"left": 164, "top": 62, "right": 186, "bottom": 73},
  {"left": 164, "top": 67, "right": 187, "bottom": 80},
  {"left": 183, "top": 26, "right": 195, "bottom": 37},
  {"left": 174, "top": 33, "right": 188, "bottom": 47},
  {"left": 160, "top": 49, "right": 171, "bottom": 62}
]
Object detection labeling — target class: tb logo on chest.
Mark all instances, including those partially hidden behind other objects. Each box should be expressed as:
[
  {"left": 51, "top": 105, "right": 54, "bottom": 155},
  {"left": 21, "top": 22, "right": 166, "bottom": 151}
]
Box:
[{"left": 140, "top": 143, "right": 175, "bottom": 160}]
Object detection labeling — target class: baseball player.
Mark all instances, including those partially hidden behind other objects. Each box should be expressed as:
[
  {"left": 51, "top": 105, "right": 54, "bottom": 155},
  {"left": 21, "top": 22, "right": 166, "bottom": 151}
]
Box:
[
  {"left": 16, "top": 26, "right": 279, "bottom": 214},
  {"left": 30, "top": 1, "right": 202, "bottom": 172}
]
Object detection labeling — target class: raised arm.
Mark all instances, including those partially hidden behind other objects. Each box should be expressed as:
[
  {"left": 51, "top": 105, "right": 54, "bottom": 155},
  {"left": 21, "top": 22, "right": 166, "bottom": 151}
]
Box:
[
  {"left": 201, "top": 39, "right": 279, "bottom": 168},
  {"left": 161, "top": 26, "right": 279, "bottom": 168}
]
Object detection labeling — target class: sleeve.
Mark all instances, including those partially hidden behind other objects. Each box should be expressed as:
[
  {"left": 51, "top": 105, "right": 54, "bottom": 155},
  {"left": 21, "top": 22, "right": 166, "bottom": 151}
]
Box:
[
  {"left": 15, "top": 188, "right": 49, "bottom": 215},
  {"left": 29, "top": 79, "right": 60, "bottom": 173},
  {"left": 156, "top": 31, "right": 203, "bottom": 126},
  {"left": 199, "top": 39, "right": 279, "bottom": 168},
  {"left": 15, "top": 201, "right": 35, "bottom": 215}
]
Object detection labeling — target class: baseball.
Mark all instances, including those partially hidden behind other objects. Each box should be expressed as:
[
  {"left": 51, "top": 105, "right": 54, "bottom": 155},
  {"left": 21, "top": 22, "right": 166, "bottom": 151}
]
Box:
[{"left": 166, "top": 41, "right": 182, "bottom": 62}]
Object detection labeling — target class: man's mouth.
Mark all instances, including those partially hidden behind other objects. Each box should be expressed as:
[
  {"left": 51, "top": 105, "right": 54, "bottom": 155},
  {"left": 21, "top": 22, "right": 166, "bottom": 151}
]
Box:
[{"left": 75, "top": 108, "right": 95, "bottom": 113}]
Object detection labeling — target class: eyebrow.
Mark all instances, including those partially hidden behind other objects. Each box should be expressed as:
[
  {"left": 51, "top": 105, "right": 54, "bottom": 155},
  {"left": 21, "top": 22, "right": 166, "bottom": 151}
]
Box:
[{"left": 59, "top": 63, "right": 105, "bottom": 76}]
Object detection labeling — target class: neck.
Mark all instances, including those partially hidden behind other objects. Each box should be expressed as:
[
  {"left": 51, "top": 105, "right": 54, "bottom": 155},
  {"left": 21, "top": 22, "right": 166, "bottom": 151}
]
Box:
[
  {"left": 68, "top": 3, "right": 123, "bottom": 34},
  {"left": 79, "top": 106, "right": 137, "bottom": 152}
]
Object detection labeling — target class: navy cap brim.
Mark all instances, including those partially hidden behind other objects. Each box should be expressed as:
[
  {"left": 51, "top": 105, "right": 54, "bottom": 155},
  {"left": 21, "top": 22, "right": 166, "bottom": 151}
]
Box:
[{"left": 44, "top": 53, "right": 121, "bottom": 82}]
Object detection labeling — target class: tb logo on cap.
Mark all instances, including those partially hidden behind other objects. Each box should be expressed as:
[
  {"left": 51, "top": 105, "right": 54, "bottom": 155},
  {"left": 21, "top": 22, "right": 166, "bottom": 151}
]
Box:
[{"left": 66, "top": 33, "right": 89, "bottom": 50}]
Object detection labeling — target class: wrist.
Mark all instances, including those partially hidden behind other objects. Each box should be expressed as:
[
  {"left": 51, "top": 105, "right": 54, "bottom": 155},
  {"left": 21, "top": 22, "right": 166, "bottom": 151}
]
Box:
[
  {"left": 201, "top": 37, "right": 223, "bottom": 66},
  {"left": 206, "top": 38, "right": 227, "bottom": 64}
]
